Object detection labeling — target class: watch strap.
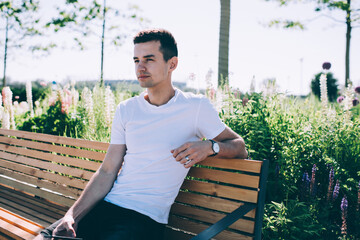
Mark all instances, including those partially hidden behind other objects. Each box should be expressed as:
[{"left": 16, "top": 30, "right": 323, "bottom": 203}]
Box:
[{"left": 209, "top": 139, "right": 218, "bottom": 157}]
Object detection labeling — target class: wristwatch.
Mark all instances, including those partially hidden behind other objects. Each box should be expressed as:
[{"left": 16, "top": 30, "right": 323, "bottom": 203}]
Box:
[{"left": 209, "top": 139, "right": 220, "bottom": 157}]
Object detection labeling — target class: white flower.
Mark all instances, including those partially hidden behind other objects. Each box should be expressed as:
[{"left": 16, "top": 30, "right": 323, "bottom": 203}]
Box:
[
  {"left": 319, "top": 73, "right": 328, "bottom": 110},
  {"left": 343, "top": 84, "right": 354, "bottom": 111},
  {"left": 26, "top": 80, "right": 34, "bottom": 117},
  {"left": 105, "top": 86, "right": 115, "bottom": 128},
  {"left": 2, "top": 87, "right": 12, "bottom": 112},
  {"left": 2, "top": 87, "right": 15, "bottom": 129},
  {"left": 71, "top": 87, "right": 79, "bottom": 110},
  {"left": 81, "top": 87, "right": 95, "bottom": 132},
  {"left": 1, "top": 111, "right": 10, "bottom": 129}
]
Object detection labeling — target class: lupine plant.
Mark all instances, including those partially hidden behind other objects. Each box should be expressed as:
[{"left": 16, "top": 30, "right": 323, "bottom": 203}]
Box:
[{"left": 216, "top": 81, "right": 360, "bottom": 239}]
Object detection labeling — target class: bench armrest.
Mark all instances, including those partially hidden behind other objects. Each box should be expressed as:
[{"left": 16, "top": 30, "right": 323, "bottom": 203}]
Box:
[{"left": 190, "top": 203, "right": 256, "bottom": 240}]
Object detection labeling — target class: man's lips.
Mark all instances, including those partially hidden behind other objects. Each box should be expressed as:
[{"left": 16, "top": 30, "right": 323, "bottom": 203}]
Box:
[{"left": 138, "top": 75, "right": 150, "bottom": 80}]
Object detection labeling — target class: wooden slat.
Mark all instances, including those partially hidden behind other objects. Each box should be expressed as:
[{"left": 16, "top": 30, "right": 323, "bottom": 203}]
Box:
[
  {"left": 188, "top": 167, "right": 260, "bottom": 188},
  {"left": 0, "top": 136, "right": 106, "bottom": 161},
  {"left": 0, "top": 177, "right": 75, "bottom": 207},
  {"left": 170, "top": 203, "right": 255, "bottom": 233},
  {"left": 181, "top": 179, "right": 258, "bottom": 203},
  {"left": 0, "top": 159, "right": 87, "bottom": 190},
  {"left": 0, "top": 231, "right": 16, "bottom": 240},
  {"left": 0, "top": 208, "right": 44, "bottom": 234},
  {"left": 0, "top": 129, "right": 109, "bottom": 151},
  {"left": 0, "top": 197, "right": 60, "bottom": 226},
  {"left": 168, "top": 215, "right": 253, "bottom": 240},
  {"left": 164, "top": 227, "right": 193, "bottom": 240},
  {"left": 0, "top": 145, "right": 101, "bottom": 172},
  {"left": 0, "top": 150, "right": 94, "bottom": 180},
  {"left": 175, "top": 191, "right": 255, "bottom": 218},
  {"left": 0, "top": 168, "right": 82, "bottom": 199},
  {"left": 0, "top": 184, "right": 68, "bottom": 214},
  {"left": 0, "top": 218, "right": 36, "bottom": 240},
  {"left": 0, "top": 188, "right": 66, "bottom": 219},
  {"left": 199, "top": 158, "right": 262, "bottom": 173}
]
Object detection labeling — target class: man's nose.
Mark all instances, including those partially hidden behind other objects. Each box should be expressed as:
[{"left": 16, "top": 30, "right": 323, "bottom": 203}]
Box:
[{"left": 137, "top": 61, "right": 146, "bottom": 71}]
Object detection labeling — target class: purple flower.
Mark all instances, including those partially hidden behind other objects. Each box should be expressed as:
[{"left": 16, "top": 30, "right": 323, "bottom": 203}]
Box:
[
  {"left": 300, "top": 171, "right": 310, "bottom": 200},
  {"left": 341, "top": 195, "right": 348, "bottom": 236},
  {"left": 327, "top": 167, "right": 334, "bottom": 202},
  {"left": 302, "top": 172, "right": 310, "bottom": 190},
  {"left": 310, "top": 164, "right": 316, "bottom": 197},
  {"left": 337, "top": 96, "right": 344, "bottom": 103},
  {"left": 333, "top": 180, "right": 340, "bottom": 201},
  {"left": 322, "top": 62, "right": 331, "bottom": 70},
  {"left": 355, "top": 86, "right": 360, "bottom": 94},
  {"left": 341, "top": 195, "right": 348, "bottom": 211},
  {"left": 353, "top": 97, "right": 359, "bottom": 107},
  {"left": 302, "top": 172, "right": 310, "bottom": 183}
]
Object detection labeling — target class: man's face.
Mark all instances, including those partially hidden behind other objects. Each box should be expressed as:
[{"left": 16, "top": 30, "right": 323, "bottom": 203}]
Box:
[{"left": 133, "top": 41, "right": 171, "bottom": 89}]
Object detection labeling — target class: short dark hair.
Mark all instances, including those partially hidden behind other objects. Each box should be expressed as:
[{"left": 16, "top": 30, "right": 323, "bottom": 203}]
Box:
[{"left": 133, "top": 29, "right": 178, "bottom": 62}]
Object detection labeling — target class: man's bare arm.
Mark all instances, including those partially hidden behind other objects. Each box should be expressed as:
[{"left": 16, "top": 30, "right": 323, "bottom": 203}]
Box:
[
  {"left": 212, "top": 126, "right": 248, "bottom": 159},
  {"left": 172, "top": 126, "right": 247, "bottom": 168},
  {"left": 50, "top": 144, "right": 126, "bottom": 238}
]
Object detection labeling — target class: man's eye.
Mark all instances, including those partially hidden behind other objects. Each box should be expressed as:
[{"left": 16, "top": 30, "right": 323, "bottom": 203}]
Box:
[
  {"left": 134, "top": 60, "right": 139, "bottom": 63},
  {"left": 147, "top": 59, "right": 153, "bottom": 62}
]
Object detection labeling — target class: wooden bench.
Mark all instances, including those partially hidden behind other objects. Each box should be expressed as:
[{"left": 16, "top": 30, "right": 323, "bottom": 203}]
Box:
[{"left": 0, "top": 129, "right": 269, "bottom": 240}]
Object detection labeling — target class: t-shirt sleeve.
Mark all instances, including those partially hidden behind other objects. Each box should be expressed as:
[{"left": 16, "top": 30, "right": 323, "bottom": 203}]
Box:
[
  {"left": 196, "top": 97, "right": 226, "bottom": 139},
  {"left": 110, "top": 104, "right": 126, "bottom": 144}
]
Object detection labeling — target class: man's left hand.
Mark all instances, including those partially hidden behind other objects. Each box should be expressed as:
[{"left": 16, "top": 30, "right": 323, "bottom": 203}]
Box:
[{"left": 171, "top": 141, "right": 213, "bottom": 168}]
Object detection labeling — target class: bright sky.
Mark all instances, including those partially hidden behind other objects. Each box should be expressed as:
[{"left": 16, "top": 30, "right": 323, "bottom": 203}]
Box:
[{"left": 2, "top": 0, "right": 360, "bottom": 95}]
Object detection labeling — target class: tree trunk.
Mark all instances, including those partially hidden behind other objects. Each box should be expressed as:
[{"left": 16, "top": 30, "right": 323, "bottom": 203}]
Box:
[
  {"left": 100, "top": 0, "right": 107, "bottom": 87},
  {"left": 3, "top": 17, "right": 9, "bottom": 87},
  {"left": 345, "top": 0, "right": 351, "bottom": 87},
  {"left": 218, "top": 0, "right": 230, "bottom": 87}
]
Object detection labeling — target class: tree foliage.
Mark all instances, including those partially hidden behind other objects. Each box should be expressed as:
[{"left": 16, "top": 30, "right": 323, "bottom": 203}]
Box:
[
  {"left": 265, "top": 0, "right": 360, "bottom": 87},
  {"left": 0, "top": 0, "right": 47, "bottom": 87},
  {"left": 45, "top": 0, "right": 147, "bottom": 86}
]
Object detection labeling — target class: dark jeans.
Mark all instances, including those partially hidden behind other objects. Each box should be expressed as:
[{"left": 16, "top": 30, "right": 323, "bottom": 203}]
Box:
[{"left": 41, "top": 201, "right": 165, "bottom": 240}]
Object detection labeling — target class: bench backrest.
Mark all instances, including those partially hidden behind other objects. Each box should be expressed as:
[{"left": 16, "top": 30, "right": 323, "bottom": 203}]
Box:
[
  {"left": 0, "top": 129, "right": 268, "bottom": 240},
  {"left": 0, "top": 129, "right": 106, "bottom": 207}
]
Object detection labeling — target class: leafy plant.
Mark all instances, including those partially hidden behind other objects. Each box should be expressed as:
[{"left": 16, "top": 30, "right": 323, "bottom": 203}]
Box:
[
  {"left": 18, "top": 100, "right": 84, "bottom": 138},
  {"left": 263, "top": 200, "right": 323, "bottom": 240}
]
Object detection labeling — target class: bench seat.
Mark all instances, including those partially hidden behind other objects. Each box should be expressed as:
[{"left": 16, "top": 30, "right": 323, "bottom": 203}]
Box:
[{"left": 0, "top": 129, "right": 269, "bottom": 240}]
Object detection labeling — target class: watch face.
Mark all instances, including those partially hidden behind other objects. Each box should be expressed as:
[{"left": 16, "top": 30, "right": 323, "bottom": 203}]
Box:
[{"left": 213, "top": 142, "right": 220, "bottom": 153}]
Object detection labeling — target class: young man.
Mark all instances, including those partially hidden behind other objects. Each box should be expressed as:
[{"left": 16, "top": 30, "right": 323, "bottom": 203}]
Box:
[{"left": 35, "top": 29, "right": 247, "bottom": 240}]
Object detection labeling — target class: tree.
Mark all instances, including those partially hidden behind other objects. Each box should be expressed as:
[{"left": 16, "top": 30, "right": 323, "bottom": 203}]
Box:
[
  {"left": 0, "top": 0, "right": 43, "bottom": 87},
  {"left": 218, "top": 0, "right": 230, "bottom": 87},
  {"left": 46, "top": 0, "right": 146, "bottom": 87},
  {"left": 266, "top": 0, "right": 360, "bottom": 87},
  {"left": 311, "top": 71, "right": 339, "bottom": 102}
]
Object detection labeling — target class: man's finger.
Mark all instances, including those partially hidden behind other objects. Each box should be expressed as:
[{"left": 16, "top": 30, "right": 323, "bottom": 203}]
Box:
[
  {"left": 66, "top": 222, "right": 76, "bottom": 237},
  {"left": 171, "top": 144, "right": 187, "bottom": 158},
  {"left": 184, "top": 158, "right": 197, "bottom": 168}
]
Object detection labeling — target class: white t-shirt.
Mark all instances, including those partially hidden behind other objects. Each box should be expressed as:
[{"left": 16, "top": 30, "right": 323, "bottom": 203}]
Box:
[{"left": 104, "top": 89, "right": 226, "bottom": 224}]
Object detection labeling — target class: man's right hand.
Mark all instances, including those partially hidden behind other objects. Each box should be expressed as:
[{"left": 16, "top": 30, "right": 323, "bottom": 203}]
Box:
[{"left": 52, "top": 215, "right": 77, "bottom": 238}]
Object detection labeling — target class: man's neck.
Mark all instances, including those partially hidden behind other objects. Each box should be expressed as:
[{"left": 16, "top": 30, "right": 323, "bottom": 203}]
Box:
[{"left": 145, "top": 85, "right": 176, "bottom": 106}]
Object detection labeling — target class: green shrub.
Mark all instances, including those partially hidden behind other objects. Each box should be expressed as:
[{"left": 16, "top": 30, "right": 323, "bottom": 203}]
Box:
[
  {"left": 220, "top": 91, "right": 360, "bottom": 239},
  {"left": 18, "top": 100, "right": 85, "bottom": 138}
]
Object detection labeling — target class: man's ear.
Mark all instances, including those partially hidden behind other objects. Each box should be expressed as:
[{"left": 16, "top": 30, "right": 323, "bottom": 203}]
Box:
[{"left": 168, "top": 56, "right": 178, "bottom": 71}]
